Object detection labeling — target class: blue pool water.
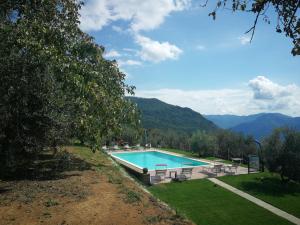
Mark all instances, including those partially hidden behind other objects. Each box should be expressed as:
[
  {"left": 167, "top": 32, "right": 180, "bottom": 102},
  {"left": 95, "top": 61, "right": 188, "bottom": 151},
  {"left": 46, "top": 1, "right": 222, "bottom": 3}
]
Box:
[{"left": 111, "top": 151, "right": 208, "bottom": 170}]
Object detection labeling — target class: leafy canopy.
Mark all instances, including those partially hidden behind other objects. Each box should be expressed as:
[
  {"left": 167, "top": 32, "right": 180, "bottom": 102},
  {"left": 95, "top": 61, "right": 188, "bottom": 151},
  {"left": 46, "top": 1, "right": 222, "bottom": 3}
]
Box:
[
  {"left": 0, "top": 1, "right": 138, "bottom": 171},
  {"left": 263, "top": 128, "right": 300, "bottom": 182}
]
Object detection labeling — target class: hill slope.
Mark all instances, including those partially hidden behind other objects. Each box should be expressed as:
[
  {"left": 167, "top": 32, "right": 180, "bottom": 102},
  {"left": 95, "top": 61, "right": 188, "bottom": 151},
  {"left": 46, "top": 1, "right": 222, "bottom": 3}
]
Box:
[
  {"left": 128, "top": 97, "right": 218, "bottom": 133},
  {"left": 205, "top": 113, "right": 300, "bottom": 139},
  {"left": 204, "top": 114, "right": 262, "bottom": 129},
  {"left": 231, "top": 114, "right": 300, "bottom": 140}
]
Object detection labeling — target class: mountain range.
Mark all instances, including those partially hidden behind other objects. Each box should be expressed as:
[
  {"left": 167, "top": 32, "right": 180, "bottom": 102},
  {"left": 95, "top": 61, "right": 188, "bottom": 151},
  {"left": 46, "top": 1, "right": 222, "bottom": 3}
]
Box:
[
  {"left": 128, "top": 97, "right": 217, "bottom": 133},
  {"left": 128, "top": 97, "right": 300, "bottom": 140},
  {"left": 205, "top": 113, "right": 300, "bottom": 140}
]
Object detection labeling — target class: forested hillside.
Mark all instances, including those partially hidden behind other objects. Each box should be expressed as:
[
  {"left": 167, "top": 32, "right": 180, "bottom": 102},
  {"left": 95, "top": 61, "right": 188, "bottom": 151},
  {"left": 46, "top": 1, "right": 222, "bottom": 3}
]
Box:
[{"left": 128, "top": 97, "right": 218, "bottom": 133}]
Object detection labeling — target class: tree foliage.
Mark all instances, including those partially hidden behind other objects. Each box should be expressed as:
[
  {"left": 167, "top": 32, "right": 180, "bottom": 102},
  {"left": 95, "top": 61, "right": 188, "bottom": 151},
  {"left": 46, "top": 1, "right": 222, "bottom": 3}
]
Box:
[
  {"left": 190, "top": 131, "right": 218, "bottom": 157},
  {"left": 216, "top": 130, "right": 257, "bottom": 160},
  {"left": 263, "top": 128, "right": 300, "bottom": 182},
  {"left": 0, "top": 1, "right": 138, "bottom": 172},
  {"left": 205, "top": 0, "right": 300, "bottom": 55}
]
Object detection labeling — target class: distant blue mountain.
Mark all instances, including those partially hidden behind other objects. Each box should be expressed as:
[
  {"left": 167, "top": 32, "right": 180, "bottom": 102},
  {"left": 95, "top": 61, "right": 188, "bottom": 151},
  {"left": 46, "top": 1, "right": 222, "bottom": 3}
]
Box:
[
  {"left": 205, "top": 113, "right": 300, "bottom": 140},
  {"left": 204, "top": 114, "right": 263, "bottom": 129}
]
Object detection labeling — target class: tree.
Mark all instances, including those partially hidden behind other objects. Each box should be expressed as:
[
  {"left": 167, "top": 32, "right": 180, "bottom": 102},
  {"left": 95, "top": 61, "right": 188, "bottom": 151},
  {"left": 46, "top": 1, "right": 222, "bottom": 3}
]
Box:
[
  {"left": 263, "top": 128, "right": 300, "bottom": 182},
  {"left": 0, "top": 1, "right": 138, "bottom": 172},
  {"left": 205, "top": 0, "right": 300, "bottom": 55},
  {"left": 190, "top": 131, "right": 218, "bottom": 157},
  {"left": 216, "top": 130, "right": 256, "bottom": 160}
]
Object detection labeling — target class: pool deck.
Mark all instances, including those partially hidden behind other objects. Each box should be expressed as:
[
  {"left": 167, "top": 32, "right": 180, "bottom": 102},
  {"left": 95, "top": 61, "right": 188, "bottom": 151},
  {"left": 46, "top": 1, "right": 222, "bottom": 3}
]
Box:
[{"left": 107, "top": 148, "right": 249, "bottom": 184}]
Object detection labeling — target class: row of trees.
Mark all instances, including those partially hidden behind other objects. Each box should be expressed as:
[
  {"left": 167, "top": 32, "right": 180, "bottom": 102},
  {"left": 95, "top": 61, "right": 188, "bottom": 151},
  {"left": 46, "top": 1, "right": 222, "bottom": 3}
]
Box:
[
  {"left": 0, "top": 1, "right": 139, "bottom": 173},
  {"left": 119, "top": 126, "right": 300, "bottom": 182},
  {"left": 118, "top": 127, "right": 258, "bottom": 162},
  {"left": 190, "top": 130, "right": 258, "bottom": 160}
]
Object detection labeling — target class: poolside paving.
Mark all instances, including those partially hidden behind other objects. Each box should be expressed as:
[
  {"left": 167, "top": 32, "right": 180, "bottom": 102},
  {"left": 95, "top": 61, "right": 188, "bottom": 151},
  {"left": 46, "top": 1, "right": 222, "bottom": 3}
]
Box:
[
  {"left": 209, "top": 178, "right": 300, "bottom": 225},
  {"left": 149, "top": 165, "right": 249, "bottom": 184}
]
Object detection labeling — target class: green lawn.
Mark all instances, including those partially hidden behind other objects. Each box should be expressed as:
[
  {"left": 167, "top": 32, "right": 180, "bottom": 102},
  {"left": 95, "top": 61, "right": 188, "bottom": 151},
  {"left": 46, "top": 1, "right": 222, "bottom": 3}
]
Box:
[
  {"left": 160, "top": 148, "right": 198, "bottom": 158},
  {"left": 218, "top": 172, "right": 300, "bottom": 218},
  {"left": 149, "top": 179, "right": 293, "bottom": 225}
]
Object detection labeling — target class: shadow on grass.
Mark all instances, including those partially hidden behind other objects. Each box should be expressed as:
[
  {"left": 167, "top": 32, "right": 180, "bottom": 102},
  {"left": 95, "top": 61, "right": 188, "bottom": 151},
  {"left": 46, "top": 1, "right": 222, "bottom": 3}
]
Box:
[
  {"left": 0, "top": 150, "right": 107, "bottom": 182},
  {"left": 238, "top": 177, "right": 300, "bottom": 197}
]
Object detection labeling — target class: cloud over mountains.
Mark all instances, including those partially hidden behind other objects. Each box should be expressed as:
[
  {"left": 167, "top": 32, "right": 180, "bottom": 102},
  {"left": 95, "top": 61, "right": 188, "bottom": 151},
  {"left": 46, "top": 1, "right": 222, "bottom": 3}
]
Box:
[{"left": 135, "top": 76, "right": 300, "bottom": 116}]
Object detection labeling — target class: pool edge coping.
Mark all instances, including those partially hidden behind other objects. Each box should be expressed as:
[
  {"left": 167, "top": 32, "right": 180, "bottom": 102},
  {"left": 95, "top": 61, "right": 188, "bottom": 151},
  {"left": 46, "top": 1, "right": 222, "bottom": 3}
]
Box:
[{"left": 108, "top": 148, "right": 213, "bottom": 172}]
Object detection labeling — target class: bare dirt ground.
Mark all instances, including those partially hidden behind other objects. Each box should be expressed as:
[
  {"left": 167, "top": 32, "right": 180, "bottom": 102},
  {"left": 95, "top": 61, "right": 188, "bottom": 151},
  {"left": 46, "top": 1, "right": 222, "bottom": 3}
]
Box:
[{"left": 0, "top": 146, "right": 193, "bottom": 225}]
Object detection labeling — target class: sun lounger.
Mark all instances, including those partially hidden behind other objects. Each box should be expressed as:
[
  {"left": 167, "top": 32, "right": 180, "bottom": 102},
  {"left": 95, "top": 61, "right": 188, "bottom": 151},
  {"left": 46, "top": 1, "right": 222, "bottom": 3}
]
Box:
[
  {"left": 177, "top": 167, "right": 193, "bottom": 181},
  {"left": 151, "top": 164, "right": 168, "bottom": 183},
  {"left": 212, "top": 164, "right": 223, "bottom": 174},
  {"left": 201, "top": 164, "right": 223, "bottom": 177},
  {"left": 224, "top": 163, "right": 238, "bottom": 174},
  {"left": 151, "top": 169, "right": 167, "bottom": 183}
]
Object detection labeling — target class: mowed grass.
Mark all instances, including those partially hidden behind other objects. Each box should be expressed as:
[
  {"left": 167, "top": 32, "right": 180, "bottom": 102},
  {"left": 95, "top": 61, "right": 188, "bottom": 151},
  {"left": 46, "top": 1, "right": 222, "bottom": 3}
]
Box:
[
  {"left": 160, "top": 148, "right": 198, "bottom": 158},
  {"left": 149, "top": 179, "right": 293, "bottom": 225},
  {"left": 219, "top": 172, "right": 300, "bottom": 218}
]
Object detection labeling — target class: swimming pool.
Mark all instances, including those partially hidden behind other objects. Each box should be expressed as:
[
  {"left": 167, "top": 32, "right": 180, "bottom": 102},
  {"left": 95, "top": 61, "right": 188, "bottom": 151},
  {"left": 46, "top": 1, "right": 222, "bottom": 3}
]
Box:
[{"left": 111, "top": 151, "right": 208, "bottom": 171}]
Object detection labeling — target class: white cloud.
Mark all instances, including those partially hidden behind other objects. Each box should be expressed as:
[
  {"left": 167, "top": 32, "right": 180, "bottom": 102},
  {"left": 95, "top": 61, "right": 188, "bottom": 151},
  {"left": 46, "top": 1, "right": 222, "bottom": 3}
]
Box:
[
  {"left": 135, "top": 35, "right": 182, "bottom": 62},
  {"left": 123, "top": 48, "right": 138, "bottom": 53},
  {"left": 103, "top": 49, "right": 121, "bottom": 58},
  {"left": 134, "top": 77, "right": 300, "bottom": 116},
  {"left": 118, "top": 59, "right": 142, "bottom": 66},
  {"left": 112, "top": 25, "right": 124, "bottom": 33},
  {"left": 135, "top": 88, "right": 254, "bottom": 115},
  {"left": 79, "top": 0, "right": 188, "bottom": 63},
  {"left": 79, "top": 0, "right": 190, "bottom": 32},
  {"left": 79, "top": 1, "right": 111, "bottom": 32},
  {"left": 238, "top": 36, "right": 251, "bottom": 45},
  {"left": 248, "top": 76, "right": 295, "bottom": 100}
]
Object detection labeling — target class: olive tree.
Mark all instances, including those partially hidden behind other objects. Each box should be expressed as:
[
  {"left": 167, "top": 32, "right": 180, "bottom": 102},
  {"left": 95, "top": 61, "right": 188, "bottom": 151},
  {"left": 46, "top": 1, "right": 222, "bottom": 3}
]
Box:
[
  {"left": 190, "top": 131, "right": 218, "bottom": 157},
  {"left": 263, "top": 128, "right": 300, "bottom": 182},
  {"left": 0, "top": 1, "right": 138, "bottom": 172}
]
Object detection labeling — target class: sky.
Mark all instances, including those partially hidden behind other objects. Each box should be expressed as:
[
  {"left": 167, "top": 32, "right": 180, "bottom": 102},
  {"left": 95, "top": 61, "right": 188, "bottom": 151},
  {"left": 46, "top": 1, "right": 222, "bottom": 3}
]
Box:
[{"left": 79, "top": 0, "right": 300, "bottom": 116}]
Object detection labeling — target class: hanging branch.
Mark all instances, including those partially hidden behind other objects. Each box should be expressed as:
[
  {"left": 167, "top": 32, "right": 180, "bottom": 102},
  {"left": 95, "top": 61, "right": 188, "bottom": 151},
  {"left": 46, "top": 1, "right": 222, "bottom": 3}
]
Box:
[{"left": 245, "top": 11, "right": 261, "bottom": 42}]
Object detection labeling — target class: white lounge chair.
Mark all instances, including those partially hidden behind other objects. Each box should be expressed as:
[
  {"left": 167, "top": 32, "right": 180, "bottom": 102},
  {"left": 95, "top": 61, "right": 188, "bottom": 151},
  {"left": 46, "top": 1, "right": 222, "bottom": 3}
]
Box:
[
  {"left": 177, "top": 167, "right": 193, "bottom": 181},
  {"left": 151, "top": 164, "right": 168, "bottom": 183},
  {"left": 201, "top": 164, "right": 223, "bottom": 177},
  {"left": 224, "top": 163, "right": 238, "bottom": 174},
  {"left": 212, "top": 164, "right": 223, "bottom": 174},
  {"left": 151, "top": 169, "right": 167, "bottom": 183}
]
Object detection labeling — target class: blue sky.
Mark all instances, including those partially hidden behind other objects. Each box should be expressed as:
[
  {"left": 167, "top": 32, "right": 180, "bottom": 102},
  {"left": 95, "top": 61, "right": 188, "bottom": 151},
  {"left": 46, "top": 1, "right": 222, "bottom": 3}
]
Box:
[{"left": 79, "top": 0, "right": 300, "bottom": 116}]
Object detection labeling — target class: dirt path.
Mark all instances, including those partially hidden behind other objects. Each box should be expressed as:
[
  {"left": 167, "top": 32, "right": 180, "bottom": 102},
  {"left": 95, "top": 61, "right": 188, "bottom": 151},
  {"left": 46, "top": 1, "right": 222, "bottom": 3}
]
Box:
[{"left": 0, "top": 146, "right": 192, "bottom": 225}]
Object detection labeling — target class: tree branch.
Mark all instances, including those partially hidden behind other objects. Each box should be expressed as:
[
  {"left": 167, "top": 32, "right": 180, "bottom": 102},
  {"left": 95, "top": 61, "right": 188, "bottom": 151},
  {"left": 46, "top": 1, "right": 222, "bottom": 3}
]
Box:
[
  {"left": 288, "top": 0, "right": 300, "bottom": 29},
  {"left": 199, "top": 0, "right": 209, "bottom": 7},
  {"left": 245, "top": 11, "right": 261, "bottom": 42}
]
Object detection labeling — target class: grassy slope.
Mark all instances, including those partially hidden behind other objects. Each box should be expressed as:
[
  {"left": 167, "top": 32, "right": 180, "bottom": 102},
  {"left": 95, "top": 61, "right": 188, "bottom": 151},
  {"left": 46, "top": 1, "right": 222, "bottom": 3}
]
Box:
[
  {"left": 149, "top": 179, "right": 293, "bottom": 225},
  {"left": 218, "top": 172, "right": 300, "bottom": 218}
]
